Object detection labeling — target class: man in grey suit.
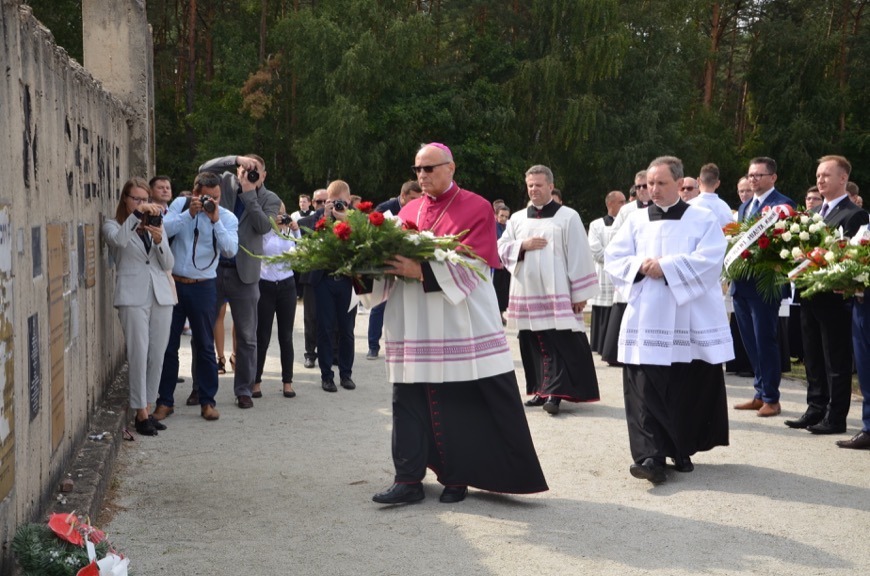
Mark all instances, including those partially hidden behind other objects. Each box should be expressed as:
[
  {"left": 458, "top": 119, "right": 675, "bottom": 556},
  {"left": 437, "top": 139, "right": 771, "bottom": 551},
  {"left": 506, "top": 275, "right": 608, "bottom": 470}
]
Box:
[{"left": 199, "top": 154, "right": 282, "bottom": 409}]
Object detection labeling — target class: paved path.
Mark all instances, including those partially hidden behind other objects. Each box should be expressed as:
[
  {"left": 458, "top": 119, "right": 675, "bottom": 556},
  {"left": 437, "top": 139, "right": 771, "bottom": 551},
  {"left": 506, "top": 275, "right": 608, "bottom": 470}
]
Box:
[{"left": 105, "top": 303, "right": 870, "bottom": 575}]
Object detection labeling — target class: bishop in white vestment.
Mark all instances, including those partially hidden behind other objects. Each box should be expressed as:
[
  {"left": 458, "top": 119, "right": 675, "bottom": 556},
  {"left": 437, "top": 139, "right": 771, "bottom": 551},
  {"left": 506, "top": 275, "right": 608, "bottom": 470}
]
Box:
[
  {"left": 605, "top": 157, "right": 733, "bottom": 484},
  {"left": 364, "top": 144, "right": 547, "bottom": 505}
]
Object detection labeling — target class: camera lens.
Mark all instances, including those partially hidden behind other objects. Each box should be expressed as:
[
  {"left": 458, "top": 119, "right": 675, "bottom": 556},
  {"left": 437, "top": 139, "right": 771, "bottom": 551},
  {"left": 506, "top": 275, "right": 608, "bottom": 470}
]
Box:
[
  {"left": 333, "top": 200, "right": 346, "bottom": 212},
  {"left": 246, "top": 169, "right": 259, "bottom": 183}
]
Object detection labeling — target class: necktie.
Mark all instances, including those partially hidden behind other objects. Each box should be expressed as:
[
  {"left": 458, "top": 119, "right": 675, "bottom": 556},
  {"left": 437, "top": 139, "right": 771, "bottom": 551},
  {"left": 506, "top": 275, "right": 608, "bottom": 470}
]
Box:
[
  {"left": 820, "top": 203, "right": 830, "bottom": 217},
  {"left": 748, "top": 199, "right": 759, "bottom": 217},
  {"left": 234, "top": 194, "right": 246, "bottom": 219}
]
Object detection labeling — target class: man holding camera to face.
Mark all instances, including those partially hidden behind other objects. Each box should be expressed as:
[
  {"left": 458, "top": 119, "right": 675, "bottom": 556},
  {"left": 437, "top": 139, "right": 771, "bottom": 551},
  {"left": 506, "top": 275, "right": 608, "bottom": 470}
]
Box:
[
  {"left": 298, "top": 180, "right": 358, "bottom": 392},
  {"left": 155, "top": 172, "right": 239, "bottom": 422},
  {"left": 198, "top": 154, "right": 283, "bottom": 408}
]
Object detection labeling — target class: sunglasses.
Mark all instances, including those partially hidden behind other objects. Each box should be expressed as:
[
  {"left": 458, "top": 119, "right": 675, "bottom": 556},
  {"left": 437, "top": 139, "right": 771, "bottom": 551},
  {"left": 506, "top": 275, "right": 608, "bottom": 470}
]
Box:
[
  {"left": 635, "top": 184, "right": 648, "bottom": 190},
  {"left": 411, "top": 161, "right": 450, "bottom": 174},
  {"left": 314, "top": 200, "right": 326, "bottom": 205}
]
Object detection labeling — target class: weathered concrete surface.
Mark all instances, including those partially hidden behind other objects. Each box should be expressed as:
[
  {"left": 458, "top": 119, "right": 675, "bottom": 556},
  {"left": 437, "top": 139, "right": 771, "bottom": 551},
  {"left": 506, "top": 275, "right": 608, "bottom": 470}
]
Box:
[{"left": 95, "top": 305, "right": 870, "bottom": 576}]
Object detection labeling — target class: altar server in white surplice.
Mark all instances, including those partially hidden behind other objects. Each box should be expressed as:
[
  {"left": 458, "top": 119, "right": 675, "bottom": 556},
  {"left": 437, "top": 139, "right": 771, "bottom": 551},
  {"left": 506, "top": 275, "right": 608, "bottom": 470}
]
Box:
[
  {"left": 498, "top": 165, "right": 600, "bottom": 416},
  {"left": 587, "top": 190, "right": 627, "bottom": 354},
  {"left": 605, "top": 155, "right": 733, "bottom": 485}
]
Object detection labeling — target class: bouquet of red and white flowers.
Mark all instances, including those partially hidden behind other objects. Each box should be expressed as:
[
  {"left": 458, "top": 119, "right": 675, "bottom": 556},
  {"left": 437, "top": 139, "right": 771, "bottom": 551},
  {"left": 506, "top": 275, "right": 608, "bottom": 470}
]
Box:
[
  {"left": 722, "top": 204, "right": 833, "bottom": 301},
  {"left": 259, "top": 200, "right": 486, "bottom": 279},
  {"left": 790, "top": 224, "right": 870, "bottom": 298}
]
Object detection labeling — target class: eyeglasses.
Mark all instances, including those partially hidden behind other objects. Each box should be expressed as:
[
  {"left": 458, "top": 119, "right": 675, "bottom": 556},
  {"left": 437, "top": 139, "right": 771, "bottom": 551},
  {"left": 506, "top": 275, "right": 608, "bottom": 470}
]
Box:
[
  {"left": 411, "top": 162, "right": 450, "bottom": 174},
  {"left": 314, "top": 200, "right": 325, "bottom": 205},
  {"left": 679, "top": 186, "right": 697, "bottom": 192},
  {"left": 126, "top": 195, "right": 148, "bottom": 203},
  {"left": 746, "top": 173, "right": 773, "bottom": 180},
  {"left": 635, "top": 184, "right": 648, "bottom": 190}
]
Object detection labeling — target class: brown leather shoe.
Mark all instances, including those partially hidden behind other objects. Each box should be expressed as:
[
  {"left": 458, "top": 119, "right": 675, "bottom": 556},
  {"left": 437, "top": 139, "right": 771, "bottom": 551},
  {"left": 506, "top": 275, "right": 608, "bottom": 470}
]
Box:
[
  {"left": 236, "top": 395, "right": 254, "bottom": 409},
  {"left": 734, "top": 398, "right": 763, "bottom": 410},
  {"left": 151, "top": 405, "right": 174, "bottom": 421},
  {"left": 201, "top": 404, "right": 220, "bottom": 421},
  {"left": 757, "top": 402, "right": 781, "bottom": 417},
  {"left": 836, "top": 431, "right": 870, "bottom": 449}
]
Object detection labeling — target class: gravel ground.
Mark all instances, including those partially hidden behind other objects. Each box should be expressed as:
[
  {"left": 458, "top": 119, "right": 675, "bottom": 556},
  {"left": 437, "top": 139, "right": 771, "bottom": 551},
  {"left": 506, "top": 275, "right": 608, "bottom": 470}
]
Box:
[{"left": 104, "top": 304, "right": 870, "bottom": 576}]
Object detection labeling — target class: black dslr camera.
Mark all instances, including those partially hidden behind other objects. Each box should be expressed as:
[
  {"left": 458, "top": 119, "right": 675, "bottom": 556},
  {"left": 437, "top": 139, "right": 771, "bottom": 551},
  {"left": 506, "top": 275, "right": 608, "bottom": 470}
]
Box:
[
  {"left": 200, "top": 195, "right": 217, "bottom": 214},
  {"left": 276, "top": 214, "right": 293, "bottom": 225},
  {"left": 332, "top": 199, "right": 347, "bottom": 212},
  {"left": 144, "top": 213, "right": 163, "bottom": 227},
  {"left": 245, "top": 168, "right": 259, "bottom": 183}
]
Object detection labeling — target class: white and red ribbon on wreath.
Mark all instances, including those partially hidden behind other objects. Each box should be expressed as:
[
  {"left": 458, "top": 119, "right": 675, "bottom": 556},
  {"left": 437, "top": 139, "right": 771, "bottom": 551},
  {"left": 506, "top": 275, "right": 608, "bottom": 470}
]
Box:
[{"left": 723, "top": 204, "right": 793, "bottom": 270}]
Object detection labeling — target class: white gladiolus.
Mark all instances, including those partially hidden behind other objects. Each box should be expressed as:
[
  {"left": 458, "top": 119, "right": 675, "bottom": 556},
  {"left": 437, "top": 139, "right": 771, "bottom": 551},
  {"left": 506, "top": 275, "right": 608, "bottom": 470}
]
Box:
[
  {"left": 447, "top": 250, "right": 464, "bottom": 264},
  {"left": 419, "top": 231, "right": 436, "bottom": 240},
  {"left": 855, "top": 273, "right": 869, "bottom": 284},
  {"left": 433, "top": 248, "right": 449, "bottom": 261}
]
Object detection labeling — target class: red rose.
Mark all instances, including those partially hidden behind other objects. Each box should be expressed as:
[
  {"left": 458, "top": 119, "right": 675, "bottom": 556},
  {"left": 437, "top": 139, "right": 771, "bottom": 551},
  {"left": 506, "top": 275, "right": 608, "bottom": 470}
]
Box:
[
  {"left": 740, "top": 249, "right": 751, "bottom": 260},
  {"left": 402, "top": 220, "right": 418, "bottom": 231},
  {"left": 772, "top": 227, "right": 784, "bottom": 236},
  {"left": 315, "top": 217, "right": 327, "bottom": 231},
  {"left": 333, "top": 221, "right": 352, "bottom": 240},
  {"left": 368, "top": 212, "right": 385, "bottom": 226},
  {"left": 757, "top": 235, "right": 771, "bottom": 249},
  {"left": 357, "top": 201, "right": 374, "bottom": 213}
]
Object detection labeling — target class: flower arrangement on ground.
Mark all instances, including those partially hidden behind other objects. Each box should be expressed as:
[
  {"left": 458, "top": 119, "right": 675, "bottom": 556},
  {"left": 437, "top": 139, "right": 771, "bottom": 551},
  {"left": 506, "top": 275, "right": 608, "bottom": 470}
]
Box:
[
  {"left": 722, "top": 204, "right": 833, "bottom": 301},
  {"left": 258, "top": 201, "right": 486, "bottom": 279},
  {"left": 790, "top": 224, "right": 870, "bottom": 299},
  {"left": 12, "top": 512, "right": 130, "bottom": 576}
]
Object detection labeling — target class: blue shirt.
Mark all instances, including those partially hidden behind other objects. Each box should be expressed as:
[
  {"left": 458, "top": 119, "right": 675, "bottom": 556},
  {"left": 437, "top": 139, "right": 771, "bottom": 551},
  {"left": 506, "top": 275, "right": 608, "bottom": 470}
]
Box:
[{"left": 164, "top": 196, "right": 239, "bottom": 279}]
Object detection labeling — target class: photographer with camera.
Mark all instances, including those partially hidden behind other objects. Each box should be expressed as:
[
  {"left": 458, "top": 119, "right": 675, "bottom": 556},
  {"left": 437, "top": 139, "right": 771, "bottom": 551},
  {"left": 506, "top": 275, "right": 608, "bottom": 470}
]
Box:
[
  {"left": 103, "top": 178, "right": 176, "bottom": 436},
  {"left": 154, "top": 171, "right": 239, "bottom": 422},
  {"left": 298, "top": 179, "right": 358, "bottom": 393},
  {"left": 198, "top": 154, "right": 282, "bottom": 409}
]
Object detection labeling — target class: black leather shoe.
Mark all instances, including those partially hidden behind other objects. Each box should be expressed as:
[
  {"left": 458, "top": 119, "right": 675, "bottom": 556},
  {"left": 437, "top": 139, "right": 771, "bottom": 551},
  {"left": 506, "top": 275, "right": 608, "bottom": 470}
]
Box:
[
  {"left": 807, "top": 420, "right": 846, "bottom": 435},
  {"left": 629, "top": 458, "right": 666, "bottom": 484},
  {"left": 134, "top": 417, "right": 158, "bottom": 436},
  {"left": 372, "top": 483, "right": 425, "bottom": 504},
  {"left": 304, "top": 357, "right": 316, "bottom": 369},
  {"left": 340, "top": 378, "right": 356, "bottom": 390},
  {"left": 671, "top": 456, "right": 694, "bottom": 473},
  {"left": 322, "top": 379, "right": 338, "bottom": 393},
  {"left": 543, "top": 397, "right": 561, "bottom": 415},
  {"left": 439, "top": 485, "right": 468, "bottom": 503},
  {"left": 236, "top": 395, "right": 254, "bottom": 409},
  {"left": 784, "top": 412, "right": 824, "bottom": 429},
  {"left": 525, "top": 395, "right": 546, "bottom": 407},
  {"left": 148, "top": 415, "right": 167, "bottom": 431},
  {"left": 836, "top": 431, "right": 870, "bottom": 449},
  {"left": 185, "top": 390, "right": 199, "bottom": 406}
]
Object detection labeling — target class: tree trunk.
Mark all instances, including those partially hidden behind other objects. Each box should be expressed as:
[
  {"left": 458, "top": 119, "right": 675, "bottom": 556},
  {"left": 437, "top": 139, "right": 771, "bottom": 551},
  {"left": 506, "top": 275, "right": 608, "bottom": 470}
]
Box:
[
  {"left": 703, "top": 2, "right": 721, "bottom": 110},
  {"left": 260, "top": 0, "right": 268, "bottom": 64}
]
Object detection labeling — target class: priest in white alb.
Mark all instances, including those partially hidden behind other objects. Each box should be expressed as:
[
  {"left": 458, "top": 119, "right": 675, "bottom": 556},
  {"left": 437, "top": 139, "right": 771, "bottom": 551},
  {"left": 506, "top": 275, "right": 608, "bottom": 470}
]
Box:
[
  {"left": 361, "top": 143, "right": 548, "bottom": 505},
  {"left": 605, "top": 156, "right": 733, "bottom": 485},
  {"left": 498, "top": 165, "right": 601, "bottom": 416}
]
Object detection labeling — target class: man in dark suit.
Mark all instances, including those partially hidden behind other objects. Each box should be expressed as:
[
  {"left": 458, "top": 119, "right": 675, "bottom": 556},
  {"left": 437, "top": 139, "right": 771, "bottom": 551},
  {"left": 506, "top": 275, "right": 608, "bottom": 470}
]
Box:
[
  {"left": 731, "top": 157, "right": 796, "bottom": 418},
  {"left": 298, "top": 188, "right": 327, "bottom": 369},
  {"left": 787, "top": 155, "right": 869, "bottom": 434},
  {"left": 199, "top": 155, "right": 282, "bottom": 409}
]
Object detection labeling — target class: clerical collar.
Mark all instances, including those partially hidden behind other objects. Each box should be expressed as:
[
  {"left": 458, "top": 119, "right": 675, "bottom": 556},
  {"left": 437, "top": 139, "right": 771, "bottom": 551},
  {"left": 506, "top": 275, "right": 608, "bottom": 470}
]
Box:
[
  {"left": 425, "top": 182, "right": 458, "bottom": 203},
  {"left": 604, "top": 214, "right": 614, "bottom": 226},
  {"left": 526, "top": 201, "right": 561, "bottom": 219},
  {"left": 648, "top": 199, "right": 689, "bottom": 221},
  {"left": 636, "top": 199, "right": 652, "bottom": 208}
]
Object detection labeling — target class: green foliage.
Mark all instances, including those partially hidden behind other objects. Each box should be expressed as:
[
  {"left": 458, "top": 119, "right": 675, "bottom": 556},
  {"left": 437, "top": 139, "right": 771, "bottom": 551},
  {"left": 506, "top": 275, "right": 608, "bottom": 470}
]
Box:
[{"left": 11, "top": 523, "right": 110, "bottom": 576}]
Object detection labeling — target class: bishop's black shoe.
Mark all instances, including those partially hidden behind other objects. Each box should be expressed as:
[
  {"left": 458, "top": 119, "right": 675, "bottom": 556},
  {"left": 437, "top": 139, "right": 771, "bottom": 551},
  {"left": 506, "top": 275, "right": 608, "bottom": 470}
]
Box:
[
  {"left": 439, "top": 485, "right": 468, "bottom": 503},
  {"left": 372, "top": 482, "right": 425, "bottom": 505},
  {"left": 671, "top": 456, "right": 694, "bottom": 473},
  {"left": 543, "top": 397, "right": 561, "bottom": 415},
  {"left": 524, "top": 395, "right": 546, "bottom": 407},
  {"left": 784, "top": 411, "right": 824, "bottom": 429},
  {"left": 807, "top": 420, "right": 847, "bottom": 435}
]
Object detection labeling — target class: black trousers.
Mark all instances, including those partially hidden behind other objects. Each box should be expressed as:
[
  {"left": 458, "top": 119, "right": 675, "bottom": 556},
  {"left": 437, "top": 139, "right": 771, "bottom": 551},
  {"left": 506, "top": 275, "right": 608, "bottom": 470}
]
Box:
[
  {"left": 801, "top": 295, "right": 853, "bottom": 425},
  {"left": 255, "top": 277, "right": 297, "bottom": 384}
]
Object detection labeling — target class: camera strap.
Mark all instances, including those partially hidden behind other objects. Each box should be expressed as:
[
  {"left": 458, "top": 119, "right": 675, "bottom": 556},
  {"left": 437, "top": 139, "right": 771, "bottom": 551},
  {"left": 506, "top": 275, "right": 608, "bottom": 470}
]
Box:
[{"left": 191, "top": 215, "right": 219, "bottom": 271}]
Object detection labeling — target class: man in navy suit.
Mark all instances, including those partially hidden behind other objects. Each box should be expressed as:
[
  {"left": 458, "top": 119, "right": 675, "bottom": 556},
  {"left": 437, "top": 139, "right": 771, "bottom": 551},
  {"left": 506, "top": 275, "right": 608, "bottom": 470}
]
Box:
[
  {"left": 787, "top": 155, "right": 869, "bottom": 435},
  {"left": 731, "top": 157, "right": 796, "bottom": 417}
]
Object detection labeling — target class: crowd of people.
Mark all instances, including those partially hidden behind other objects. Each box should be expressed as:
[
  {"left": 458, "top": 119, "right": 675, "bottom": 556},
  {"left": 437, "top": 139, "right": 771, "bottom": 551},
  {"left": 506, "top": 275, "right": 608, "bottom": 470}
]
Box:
[{"left": 103, "top": 144, "right": 869, "bottom": 502}]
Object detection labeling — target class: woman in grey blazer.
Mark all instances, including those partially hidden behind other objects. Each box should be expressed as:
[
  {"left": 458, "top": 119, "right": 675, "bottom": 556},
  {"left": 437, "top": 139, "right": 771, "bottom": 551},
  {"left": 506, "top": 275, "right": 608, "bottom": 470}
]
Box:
[{"left": 103, "top": 178, "right": 177, "bottom": 436}]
